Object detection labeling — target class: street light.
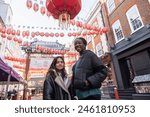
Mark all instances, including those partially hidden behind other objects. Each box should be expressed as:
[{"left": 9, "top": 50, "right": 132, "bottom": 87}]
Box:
[{"left": 22, "top": 48, "right": 31, "bottom": 100}]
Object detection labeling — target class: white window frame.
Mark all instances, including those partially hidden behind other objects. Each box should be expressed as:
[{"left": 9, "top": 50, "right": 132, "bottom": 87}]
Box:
[
  {"left": 106, "top": 0, "right": 115, "bottom": 14},
  {"left": 87, "top": 36, "right": 92, "bottom": 44},
  {"left": 112, "top": 20, "right": 124, "bottom": 42},
  {"left": 126, "top": 5, "right": 143, "bottom": 33},
  {"left": 96, "top": 43, "right": 102, "bottom": 57}
]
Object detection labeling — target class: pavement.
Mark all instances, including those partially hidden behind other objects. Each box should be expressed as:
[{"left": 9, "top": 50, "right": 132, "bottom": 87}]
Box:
[
  {"left": 31, "top": 94, "right": 112, "bottom": 100},
  {"left": 31, "top": 94, "right": 42, "bottom": 100}
]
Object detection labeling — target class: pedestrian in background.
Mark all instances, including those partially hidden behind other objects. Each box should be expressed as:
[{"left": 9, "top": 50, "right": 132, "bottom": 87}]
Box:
[
  {"left": 43, "top": 56, "right": 71, "bottom": 100},
  {"left": 72, "top": 37, "right": 107, "bottom": 100}
]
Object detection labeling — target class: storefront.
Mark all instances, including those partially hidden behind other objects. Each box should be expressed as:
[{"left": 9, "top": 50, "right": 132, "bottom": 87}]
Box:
[{"left": 111, "top": 26, "right": 150, "bottom": 99}]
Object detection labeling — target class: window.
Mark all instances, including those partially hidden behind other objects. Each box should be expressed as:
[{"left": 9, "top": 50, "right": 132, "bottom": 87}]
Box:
[
  {"left": 126, "top": 5, "right": 143, "bottom": 33},
  {"left": 112, "top": 20, "right": 124, "bottom": 42},
  {"left": 107, "top": 0, "right": 115, "bottom": 13},
  {"left": 96, "top": 43, "right": 102, "bottom": 57},
  {"left": 87, "top": 36, "right": 92, "bottom": 44},
  {"left": 97, "top": 12, "right": 104, "bottom": 27}
]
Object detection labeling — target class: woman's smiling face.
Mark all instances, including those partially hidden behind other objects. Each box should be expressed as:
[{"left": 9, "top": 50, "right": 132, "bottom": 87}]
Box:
[
  {"left": 55, "top": 58, "right": 64, "bottom": 70},
  {"left": 74, "top": 39, "right": 86, "bottom": 52}
]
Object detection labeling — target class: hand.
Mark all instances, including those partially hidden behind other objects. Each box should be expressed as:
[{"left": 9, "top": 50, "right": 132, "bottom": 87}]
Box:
[{"left": 84, "top": 80, "right": 90, "bottom": 87}]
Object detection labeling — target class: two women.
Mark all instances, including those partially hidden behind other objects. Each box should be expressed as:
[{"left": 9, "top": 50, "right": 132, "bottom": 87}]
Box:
[{"left": 43, "top": 37, "right": 107, "bottom": 100}]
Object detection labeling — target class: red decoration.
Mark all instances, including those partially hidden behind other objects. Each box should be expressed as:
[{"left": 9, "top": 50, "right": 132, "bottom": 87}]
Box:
[
  {"left": 26, "top": 0, "right": 32, "bottom": 9},
  {"left": 12, "top": 29, "right": 16, "bottom": 35},
  {"left": 1, "top": 27, "right": 6, "bottom": 33},
  {"left": 1, "top": 34, "right": 6, "bottom": 38},
  {"left": 33, "top": 3, "right": 39, "bottom": 12},
  {"left": 68, "top": 33, "right": 72, "bottom": 37},
  {"left": 45, "top": 32, "right": 49, "bottom": 37},
  {"left": 18, "top": 39, "right": 22, "bottom": 44},
  {"left": 40, "top": 32, "right": 45, "bottom": 37},
  {"left": 70, "top": 20, "right": 75, "bottom": 25},
  {"left": 102, "top": 27, "right": 109, "bottom": 33},
  {"left": 49, "top": 33, "right": 54, "bottom": 37},
  {"left": 31, "top": 32, "right": 35, "bottom": 37},
  {"left": 6, "top": 28, "right": 11, "bottom": 35},
  {"left": 46, "top": 0, "right": 81, "bottom": 28},
  {"left": 55, "top": 33, "right": 59, "bottom": 37},
  {"left": 13, "top": 37, "right": 18, "bottom": 42},
  {"left": 40, "top": 6, "right": 46, "bottom": 15},
  {"left": 16, "top": 30, "right": 21, "bottom": 36},
  {"left": 46, "top": 11, "right": 51, "bottom": 17},
  {"left": 60, "top": 33, "right": 64, "bottom": 37},
  {"left": 7, "top": 36, "right": 12, "bottom": 40}
]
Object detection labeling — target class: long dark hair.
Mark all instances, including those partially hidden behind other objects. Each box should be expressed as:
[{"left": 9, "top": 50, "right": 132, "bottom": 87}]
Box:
[{"left": 46, "top": 56, "right": 67, "bottom": 79}]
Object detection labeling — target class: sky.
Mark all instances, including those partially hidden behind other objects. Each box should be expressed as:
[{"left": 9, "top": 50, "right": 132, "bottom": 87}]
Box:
[{"left": 4, "top": 0, "right": 99, "bottom": 45}]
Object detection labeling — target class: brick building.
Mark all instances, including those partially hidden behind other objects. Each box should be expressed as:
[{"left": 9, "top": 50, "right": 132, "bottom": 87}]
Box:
[{"left": 101, "top": 0, "right": 150, "bottom": 99}]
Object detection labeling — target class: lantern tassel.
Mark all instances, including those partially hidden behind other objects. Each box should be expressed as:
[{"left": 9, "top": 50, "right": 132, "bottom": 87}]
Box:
[{"left": 59, "top": 12, "right": 70, "bottom": 29}]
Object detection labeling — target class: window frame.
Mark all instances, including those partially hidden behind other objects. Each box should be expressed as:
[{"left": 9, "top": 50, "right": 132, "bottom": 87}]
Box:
[
  {"left": 87, "top": 35, "right": 92, "bottom": 44},
  {"left": 126, "top": 5, "right": 143, "bottom": 33},
  {"left": 96, "top": 43, "right": 102, "bottom": 57},
  {"left": 106, "top": 0, "right": 115, "bottom": 14},
  {"left": 112, "top": 20, "right": 124, "bottom": 43}
]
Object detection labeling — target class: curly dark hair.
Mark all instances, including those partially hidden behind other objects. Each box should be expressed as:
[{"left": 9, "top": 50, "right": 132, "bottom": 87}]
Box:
[{"left": 46, "top": 56, "right": 67, "bottom": 79}]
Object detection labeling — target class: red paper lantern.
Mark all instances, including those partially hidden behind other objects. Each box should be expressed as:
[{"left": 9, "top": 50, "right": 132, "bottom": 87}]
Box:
[
  {"left": 55, "top": 33, "right": 59, "bottom": 37},
  {"left": 13, "top": 37, "right": 18, "bottom": 42},
  {"left": 49, "top": 33, "right": 54, "bottom": 37},
  {"left": 26, "top": 0, "right": 32, "bottom": 9},
  {"left": 67, "top": 33, "right": 72, "bottom": 37},
  {"left": 7, "top": 36, "right": 12, "bottom": 40},
  {"left": 45, "top": 32, "right": 49, "bottom": 37},
  {"left": 46, "top": 11, "right": 51, "bottom": 17},
  {"left": 6, "top": 28, "right": 11, "bottom": 35},
  {"left": 16, "top": 30, "right": 20, "bottom": 36},
  {"left": 33, "top": 3, "right": 39, "bottom": 12},
  {"left": 40, "top": 6, "right": 46, "bottom": 15},
  {"left": 102, "top": 27, "right": 109, "bottom": 33},
  {"left": 2, "top": 27, "right": 6, "bottom": 33},
  {"left": 40, "top": 32, "right": 45, "bottom": 37},
  {"left": 1, "top": 34, "right": 6, "bottom": 38},
  {"left": 72, "top": 32, "right": 77, "bottom": 37},
  {"left": 46, "top": 0, "right": 81, "bottom": 28},
  {"left": 18, "top": 39, "right": 22, "bottom": 44},
  {"left": 31, "top": 32, "right": 35, "bottom": 37},
  {"left": 60, "top": 33, "right": 64, "bottom": 37}
]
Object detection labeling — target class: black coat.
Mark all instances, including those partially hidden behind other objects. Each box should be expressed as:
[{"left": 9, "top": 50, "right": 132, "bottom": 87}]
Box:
[
  {"left": 43, "top": 74, "right": 71, "bottom": 100},
  {"left": 72, "top": 50, "right": 107, "bottom": 90}
]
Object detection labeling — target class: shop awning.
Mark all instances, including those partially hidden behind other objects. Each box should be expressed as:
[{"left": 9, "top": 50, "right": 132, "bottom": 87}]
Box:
[{"left": 0, "top": 58, "right": 22, "bottom": 82}]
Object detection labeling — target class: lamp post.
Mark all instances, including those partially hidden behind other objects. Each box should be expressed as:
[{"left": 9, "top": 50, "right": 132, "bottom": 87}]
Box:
[
  {"left": 22, "top": 47, "right": 32, "bottom": 100},
  {"left": 22, "top": 40, "right": 37, "bottom": 100}
]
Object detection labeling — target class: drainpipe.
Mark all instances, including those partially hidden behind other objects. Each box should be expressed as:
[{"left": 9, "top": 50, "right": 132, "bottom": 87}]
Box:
[{"left": 100, "top": 6, "right": 119, "bottom": 99}]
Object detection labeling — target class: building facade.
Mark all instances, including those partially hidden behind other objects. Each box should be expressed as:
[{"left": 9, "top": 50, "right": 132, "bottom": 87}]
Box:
[{"left": 101, "top": 0, "right": 150, "bottom": 99}]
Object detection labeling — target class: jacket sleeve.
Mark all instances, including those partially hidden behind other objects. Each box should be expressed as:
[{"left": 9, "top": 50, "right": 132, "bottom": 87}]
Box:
[
  {"left": 87, "top": 52, "right": 107, "bottom": 88},
  {"left": 43, "top": 78, "right": 54, "bottom": 100}
]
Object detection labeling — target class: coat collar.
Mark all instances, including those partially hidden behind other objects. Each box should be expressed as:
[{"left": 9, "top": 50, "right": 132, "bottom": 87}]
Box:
[{"left": 53, "top": 70, "right": 71, "bottom": 99}]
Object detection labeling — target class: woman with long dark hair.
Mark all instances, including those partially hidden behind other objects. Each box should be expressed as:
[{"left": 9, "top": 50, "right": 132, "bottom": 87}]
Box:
[{"left": 43, "top": 56, "right": 71, "bottom": 100}]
